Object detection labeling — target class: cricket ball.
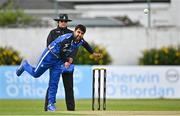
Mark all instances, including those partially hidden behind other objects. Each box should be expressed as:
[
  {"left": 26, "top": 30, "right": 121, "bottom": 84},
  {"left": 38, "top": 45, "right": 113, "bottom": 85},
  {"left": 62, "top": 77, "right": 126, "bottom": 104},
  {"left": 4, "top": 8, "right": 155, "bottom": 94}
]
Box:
[{"left": 144, "top": 8, "right": 149, "bottom": 14}]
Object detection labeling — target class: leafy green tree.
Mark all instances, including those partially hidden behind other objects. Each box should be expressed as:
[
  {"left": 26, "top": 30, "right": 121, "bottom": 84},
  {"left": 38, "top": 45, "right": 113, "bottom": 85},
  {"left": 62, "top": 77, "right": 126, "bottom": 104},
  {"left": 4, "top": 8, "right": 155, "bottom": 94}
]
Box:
[{"left": 0, "top": 0, "right": 39, "bottom": 27}]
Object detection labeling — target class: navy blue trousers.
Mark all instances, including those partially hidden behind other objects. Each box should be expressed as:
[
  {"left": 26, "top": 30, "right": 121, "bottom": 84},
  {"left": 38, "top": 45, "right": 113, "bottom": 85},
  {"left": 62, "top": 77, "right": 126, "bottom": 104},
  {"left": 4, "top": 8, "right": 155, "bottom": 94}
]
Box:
[{"left": 22, "top": 48, "right": 74, "bottom": 104}]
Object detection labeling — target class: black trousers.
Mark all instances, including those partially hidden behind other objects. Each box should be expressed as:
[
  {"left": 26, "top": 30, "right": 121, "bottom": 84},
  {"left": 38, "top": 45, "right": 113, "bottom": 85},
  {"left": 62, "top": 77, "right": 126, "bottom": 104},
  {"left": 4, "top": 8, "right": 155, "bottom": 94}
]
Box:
[{"left": 44, "top": 72, "right": 75, "bottom": 111}]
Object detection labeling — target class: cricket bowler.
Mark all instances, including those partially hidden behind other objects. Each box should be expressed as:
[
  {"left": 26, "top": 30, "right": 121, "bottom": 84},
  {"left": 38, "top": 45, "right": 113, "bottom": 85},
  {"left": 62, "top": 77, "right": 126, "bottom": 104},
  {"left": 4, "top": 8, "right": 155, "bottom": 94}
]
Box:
[{"left": 16, "top": 24, "right": 102, "bottom": 111}]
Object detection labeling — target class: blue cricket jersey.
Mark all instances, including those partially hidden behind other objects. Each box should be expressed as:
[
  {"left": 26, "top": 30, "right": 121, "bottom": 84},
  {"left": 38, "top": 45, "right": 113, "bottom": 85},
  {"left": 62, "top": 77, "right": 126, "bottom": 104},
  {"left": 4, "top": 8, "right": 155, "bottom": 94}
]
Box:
[{"left": 48, "top": 33, "right": 93, "bottom": 61}]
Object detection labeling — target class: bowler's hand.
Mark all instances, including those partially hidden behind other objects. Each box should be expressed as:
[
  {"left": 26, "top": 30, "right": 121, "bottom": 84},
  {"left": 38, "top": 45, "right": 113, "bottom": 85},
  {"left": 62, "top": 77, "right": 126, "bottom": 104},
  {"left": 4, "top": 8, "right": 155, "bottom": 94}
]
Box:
[
  {"left": 93, "top": 52, "right": 103, "bottom": 59},
  {"left": 64, "top": 57, "right": 73, "bottom": 68},
  {"left": 67, "top": 57, "right": 73, "bottom": 64},
  {"left": 64, "top": 62, "right": 71, "bottom": 68}
]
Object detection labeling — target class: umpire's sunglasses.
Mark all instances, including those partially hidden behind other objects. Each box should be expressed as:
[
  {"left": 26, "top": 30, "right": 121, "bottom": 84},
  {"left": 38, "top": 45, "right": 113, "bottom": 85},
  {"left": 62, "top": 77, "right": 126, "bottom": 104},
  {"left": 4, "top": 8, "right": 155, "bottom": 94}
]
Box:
[{"left": 60, "top": 20, "right": 68, "bottom": 23}]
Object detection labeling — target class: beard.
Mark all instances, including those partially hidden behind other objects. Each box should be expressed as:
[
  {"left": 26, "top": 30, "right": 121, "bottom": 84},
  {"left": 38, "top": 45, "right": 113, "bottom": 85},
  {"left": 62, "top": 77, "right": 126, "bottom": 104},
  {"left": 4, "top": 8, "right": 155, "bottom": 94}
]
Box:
[{"left": 75, "top": 36, "right": 81, "bottom": 41}]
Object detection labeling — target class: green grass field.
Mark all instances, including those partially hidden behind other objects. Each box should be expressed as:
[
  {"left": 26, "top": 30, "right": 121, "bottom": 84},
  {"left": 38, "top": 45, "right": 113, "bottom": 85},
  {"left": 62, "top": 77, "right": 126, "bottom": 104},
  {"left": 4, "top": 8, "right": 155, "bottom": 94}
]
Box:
[{"left": 0, "top": 99, "right": 180, "bottom": 115}]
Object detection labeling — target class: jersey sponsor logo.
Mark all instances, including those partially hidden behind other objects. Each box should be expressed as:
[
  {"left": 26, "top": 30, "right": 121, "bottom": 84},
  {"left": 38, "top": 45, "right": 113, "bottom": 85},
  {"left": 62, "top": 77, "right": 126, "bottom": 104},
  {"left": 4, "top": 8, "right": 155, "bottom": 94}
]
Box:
[
  {"left": 64, "top": 43, "right": 69, "bottom": 48},
  {"left": 56, "top": 31, "right": 61, "bottom": 33},
  {"left": 62, "top": 43, "right": 72, "bottom": 52}
]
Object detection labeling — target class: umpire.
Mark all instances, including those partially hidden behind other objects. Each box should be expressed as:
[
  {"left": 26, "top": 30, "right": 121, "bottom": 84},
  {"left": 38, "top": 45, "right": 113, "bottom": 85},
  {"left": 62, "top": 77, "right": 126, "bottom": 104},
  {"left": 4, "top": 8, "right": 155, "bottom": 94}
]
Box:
[{"left": 44, "top": 14, "right": 75, "bottom": 111}]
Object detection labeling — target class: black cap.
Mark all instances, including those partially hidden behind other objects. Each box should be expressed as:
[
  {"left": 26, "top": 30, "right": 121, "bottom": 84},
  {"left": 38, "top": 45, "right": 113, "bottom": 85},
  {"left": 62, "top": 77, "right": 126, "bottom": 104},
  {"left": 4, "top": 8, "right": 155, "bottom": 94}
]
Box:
[{"left": 54, "top": 14, "right": 72, "bottom": 22}]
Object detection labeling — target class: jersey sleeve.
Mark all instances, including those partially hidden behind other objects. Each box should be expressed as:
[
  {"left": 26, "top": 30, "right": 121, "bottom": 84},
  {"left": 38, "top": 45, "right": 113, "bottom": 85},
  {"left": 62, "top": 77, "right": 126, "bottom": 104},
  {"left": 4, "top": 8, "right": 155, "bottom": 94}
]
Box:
[
  {"left": 69, "top": 48, "right": 78, "bottom": 59},
  {"left": 82, "top": 40, "right": 94, "bottom": 54}
]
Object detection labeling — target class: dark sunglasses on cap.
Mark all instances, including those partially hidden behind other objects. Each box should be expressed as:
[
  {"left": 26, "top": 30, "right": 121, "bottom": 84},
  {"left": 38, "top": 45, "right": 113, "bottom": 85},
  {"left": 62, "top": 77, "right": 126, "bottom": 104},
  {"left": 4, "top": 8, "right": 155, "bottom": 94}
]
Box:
[{"left": 60, "top": 20, "right": 68, "bottom": 23}]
